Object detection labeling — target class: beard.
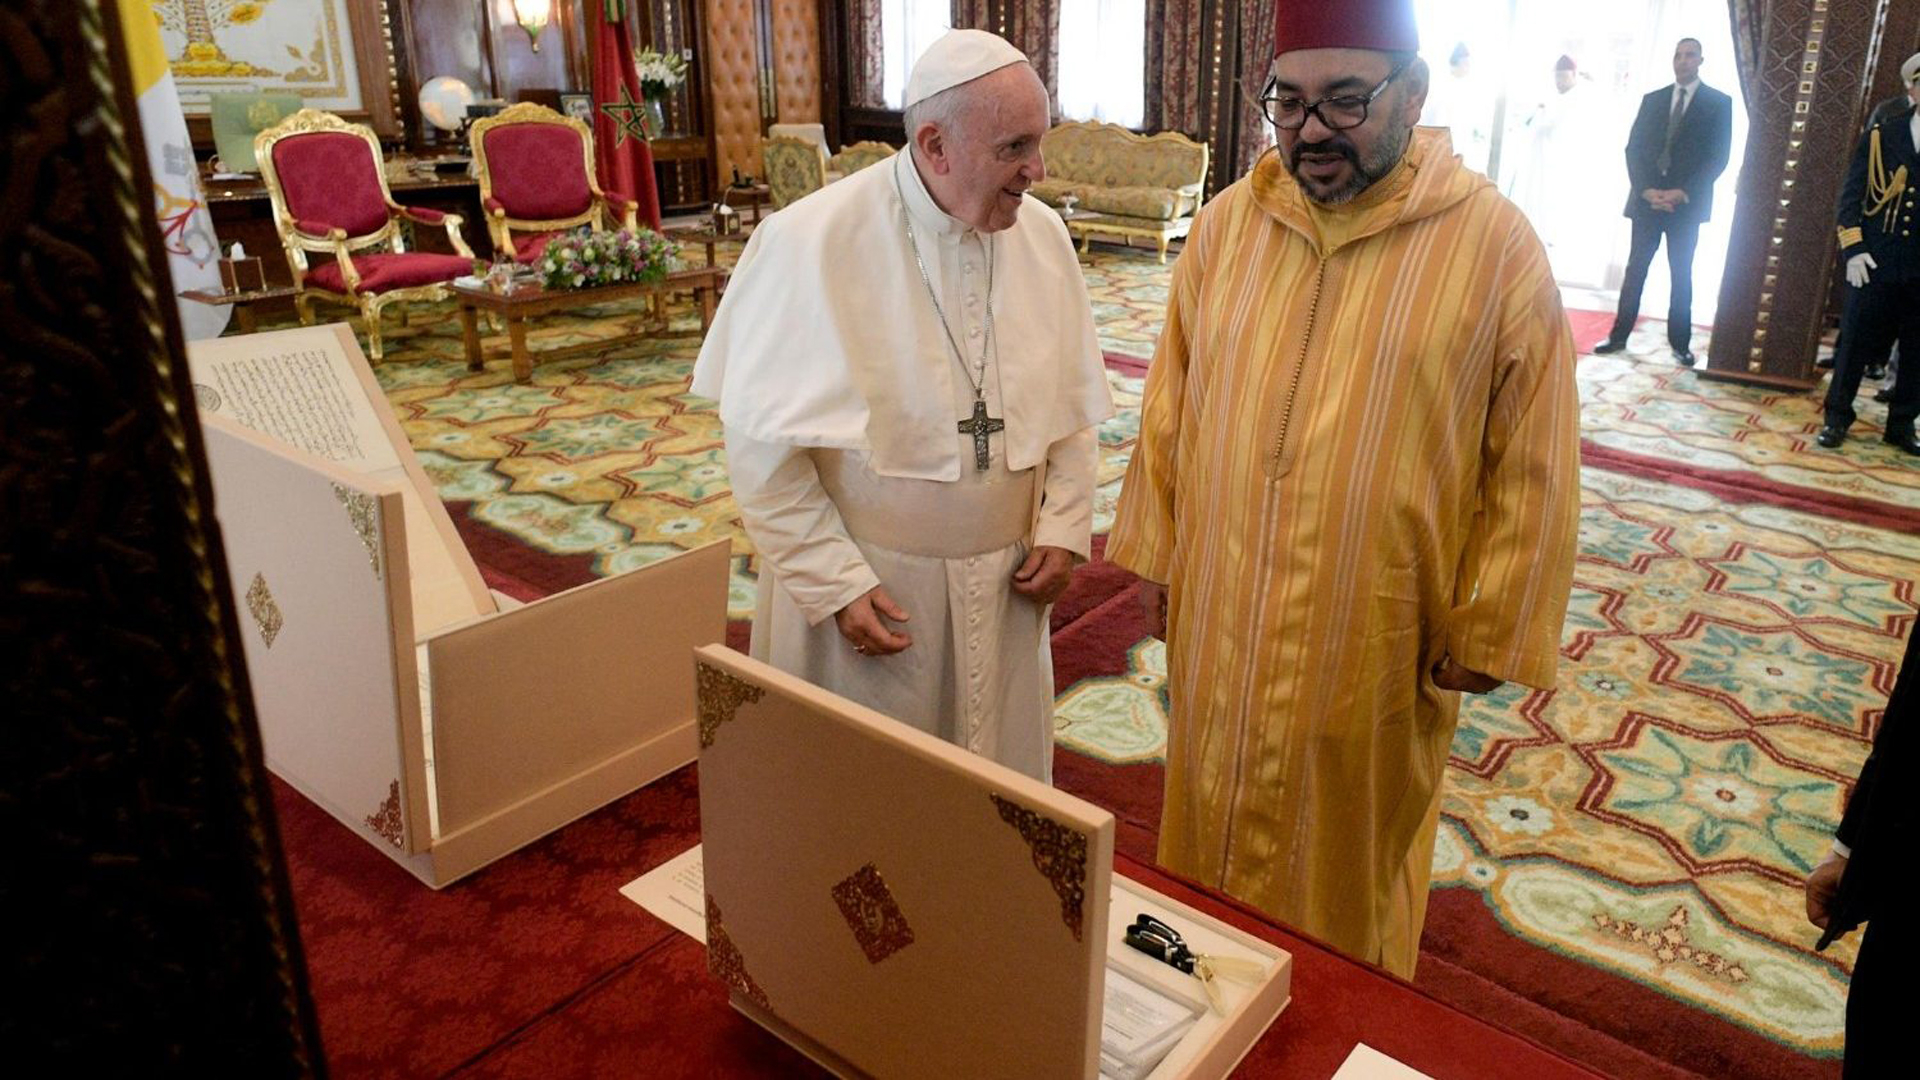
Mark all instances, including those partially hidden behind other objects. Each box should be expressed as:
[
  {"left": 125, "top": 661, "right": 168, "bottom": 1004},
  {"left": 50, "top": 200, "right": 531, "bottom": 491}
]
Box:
[{"left": 1287, "top": 123, "right": 1412, "bottom": 205}]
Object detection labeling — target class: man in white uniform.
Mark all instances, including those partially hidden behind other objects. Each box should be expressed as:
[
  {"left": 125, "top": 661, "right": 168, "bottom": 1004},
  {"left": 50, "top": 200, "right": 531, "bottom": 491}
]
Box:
[{"left": 691, "top": 30, "right": 1113, "bottom": 782}]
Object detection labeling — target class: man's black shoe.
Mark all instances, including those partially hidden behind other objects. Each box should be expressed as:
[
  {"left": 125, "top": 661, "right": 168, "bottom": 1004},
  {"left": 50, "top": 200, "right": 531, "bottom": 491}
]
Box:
[
  {"left": 1674, "top": 350, "right": 1696, "bottom": 367},
  {"left": 1864, "top": 362, "right": 1888, "bottom": 381},
  {"left": 1885, "top": 432, "right": 1920, "bottom": 456},
  {"left": 1815, "top": 355, "right": 1835, "bottom": 370},
  {"left": 1591, "top": 340, "right": 1627, "bottom": 355},
  {"left": 1816, "top": 426, "right": 1848, "bottom": 448},
  {"left": 1876, "top": 386, "right": 1895, "bottom": 404}
]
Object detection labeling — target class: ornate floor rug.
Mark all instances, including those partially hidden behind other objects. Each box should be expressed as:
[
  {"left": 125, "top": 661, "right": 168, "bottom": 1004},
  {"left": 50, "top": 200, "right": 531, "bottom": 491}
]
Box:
[{"left": 265, "top": 242, "right": 1917, "bottom": 1078}]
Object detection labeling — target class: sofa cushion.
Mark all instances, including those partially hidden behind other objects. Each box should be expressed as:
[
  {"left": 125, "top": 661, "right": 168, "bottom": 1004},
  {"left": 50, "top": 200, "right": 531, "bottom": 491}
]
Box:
[
  {"left": 306, "top": 252, "right": 474, "bottom": 294},
  {"left": 1081, "top": 185, "right": 1184, "bottom": 221},
  {"left": 1039, "top": 121, "right": 1210, "bottom": 216},
  {"left": 1029, "top": 179, "right": 1095, "bottom": 207}
]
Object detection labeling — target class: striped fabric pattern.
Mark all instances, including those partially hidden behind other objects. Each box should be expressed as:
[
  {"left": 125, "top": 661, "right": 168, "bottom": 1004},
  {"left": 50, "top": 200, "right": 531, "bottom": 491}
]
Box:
[{"left": 1106, "top": 128, "right": 1581, "bottom": 975}]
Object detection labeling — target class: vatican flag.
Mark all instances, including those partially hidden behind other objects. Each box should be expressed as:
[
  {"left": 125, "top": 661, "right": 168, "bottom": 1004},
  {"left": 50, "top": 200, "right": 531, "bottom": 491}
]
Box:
[{"left": 120, "top": 0, "right": 229, "bottom": 339}]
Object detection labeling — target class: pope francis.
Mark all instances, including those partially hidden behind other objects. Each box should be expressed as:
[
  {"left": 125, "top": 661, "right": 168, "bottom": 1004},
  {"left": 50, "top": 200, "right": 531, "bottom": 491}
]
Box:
[{"left": 691, "top": 30, "right": 1113, "bottom": 782}]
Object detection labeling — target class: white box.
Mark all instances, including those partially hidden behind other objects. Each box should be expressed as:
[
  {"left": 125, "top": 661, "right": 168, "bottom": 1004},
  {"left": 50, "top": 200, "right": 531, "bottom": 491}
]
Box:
[{"left": 193, "top": 324, "right": 728, "bottom": 886}]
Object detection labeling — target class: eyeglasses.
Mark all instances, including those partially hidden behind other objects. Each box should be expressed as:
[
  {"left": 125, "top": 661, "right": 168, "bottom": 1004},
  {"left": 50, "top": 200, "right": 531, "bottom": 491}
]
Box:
[{"left": 1259, "top": 63, "right": 1409, "bottom": 131}]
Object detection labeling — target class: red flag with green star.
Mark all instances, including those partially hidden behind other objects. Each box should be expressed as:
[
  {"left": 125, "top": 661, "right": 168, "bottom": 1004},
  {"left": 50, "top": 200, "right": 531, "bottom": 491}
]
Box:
[{"left": 589, "top": 0, "right": 662, "bottom": 229}]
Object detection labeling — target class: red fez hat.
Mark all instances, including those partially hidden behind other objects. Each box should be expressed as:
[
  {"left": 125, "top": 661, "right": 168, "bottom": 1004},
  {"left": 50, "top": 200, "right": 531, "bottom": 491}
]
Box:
[
  {"left": 1272, "top": 0, "right": 1421, "bottom": 56},
  {"left": 1554, "top": 54, "right": 1577, "bottom": 72}
]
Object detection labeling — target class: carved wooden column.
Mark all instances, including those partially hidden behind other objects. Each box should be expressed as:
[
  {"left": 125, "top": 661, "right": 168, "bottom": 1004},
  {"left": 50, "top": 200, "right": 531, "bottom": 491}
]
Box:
[
  {"left": 1704, "top": 0, "right": 1889, "bottom": 389},
  {"left": 2, "top": 0, "right": 322, "bottom": 1069}
]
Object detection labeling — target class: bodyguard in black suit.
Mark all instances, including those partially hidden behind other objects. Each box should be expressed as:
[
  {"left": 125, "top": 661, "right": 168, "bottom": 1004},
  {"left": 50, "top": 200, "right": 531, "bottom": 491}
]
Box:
[
  {"left": 1817, "top": 55, "right": 1920, "bottom": 457},
  {"left": 1591, "top": 39, "right": 1734, "bottom": 367},
  {"left": 1805, "top": 621, "right": 1916, "bottom": 1076}
]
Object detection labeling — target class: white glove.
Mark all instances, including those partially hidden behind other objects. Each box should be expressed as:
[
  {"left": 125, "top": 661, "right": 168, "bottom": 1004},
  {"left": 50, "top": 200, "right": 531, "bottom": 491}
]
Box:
[{"left": 1846, "top": 253, "right": 1877, "bottom": 288}]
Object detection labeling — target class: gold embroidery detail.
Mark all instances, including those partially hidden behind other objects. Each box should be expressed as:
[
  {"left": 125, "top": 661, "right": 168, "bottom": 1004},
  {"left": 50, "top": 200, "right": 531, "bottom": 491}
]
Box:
[
  {"left": 990, "top": 793, "right": 1089, "bottom": 941},
  {"left": 245, "top": 572, "right": 284, "bottom": 647},
  {"left": 695, "top": 661, "right": 764, "bottom": 749},
  {"left": 365, "top": 779, "right": 404, "bottom": 848},
  {"left": 831, "top": 863, "right": 915, "bottom": 964},
  {"left": 1592, "top": 906, "right": 1749, "bottom": 984},
  {"left": 706, "top": 894, "right": 771, "bottom": 1008},
  {"left": 331, "top": 484, "right": 382, "bottom": 580},
  {"left": 1838, "top": 226, "right": 1864, "bottom": 248}
]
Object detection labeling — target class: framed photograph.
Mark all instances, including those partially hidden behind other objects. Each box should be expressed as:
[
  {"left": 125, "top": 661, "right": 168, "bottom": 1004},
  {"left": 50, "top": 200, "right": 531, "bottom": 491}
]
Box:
[{"left": 560, "top": 93, "right": 595, "bottom": 125}]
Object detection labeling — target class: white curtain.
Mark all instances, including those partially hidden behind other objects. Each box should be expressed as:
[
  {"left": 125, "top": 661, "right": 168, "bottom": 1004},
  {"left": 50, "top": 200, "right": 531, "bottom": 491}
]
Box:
[
  {"left": 1414, "top": 0, "right": 1746, "bottom": 317},
  {"left": 1057, "top": 0, "right": 1147, "bottom": 127},
  {"left": 882, "top": 0, "right": 954, "bottom": 109}
]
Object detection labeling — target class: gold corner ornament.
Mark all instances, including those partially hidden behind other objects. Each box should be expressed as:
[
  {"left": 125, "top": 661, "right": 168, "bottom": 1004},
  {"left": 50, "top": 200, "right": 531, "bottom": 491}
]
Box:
[
  {"left": 695, "top": 661, "right": 764, "bottom": 749},
  {"left": 245, "top": 571, "right": 284, "bottom": 647},
  {"left": 706, "top": 894, "right": 772, "bottom": 1008},
  {"left": 332, "top": 484, "right": 382, "bottom": 580},
  {"left": 989, "top": 793, "right": 1089, "bottom": 941},
  {"left": 832, "top": 863, "right": 916, "bottom": 964},
  {"left": 365, "top": 779, "right": 404, "bottom": 848}
]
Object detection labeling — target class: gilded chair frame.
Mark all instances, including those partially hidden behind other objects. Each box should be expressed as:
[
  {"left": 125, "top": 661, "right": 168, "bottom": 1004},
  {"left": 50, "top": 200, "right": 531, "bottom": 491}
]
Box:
[
  {"left": 468, "top": 102, "right": 638, "bottom": 261},
  {"left": 829, "top": 140, "right": 896, "bottom": 176},
  {"left": 254, "top": 109, "right": 476, "bottom": 359},
  {"left": 763, "top": 134, "right": 830, "bottom": 210}
]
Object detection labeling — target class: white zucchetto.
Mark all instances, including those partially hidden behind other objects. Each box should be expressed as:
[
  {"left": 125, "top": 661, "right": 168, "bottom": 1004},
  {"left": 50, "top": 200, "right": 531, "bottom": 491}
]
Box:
[{"left": 903, "top": 29, "right": 1028, "bottom": 109}]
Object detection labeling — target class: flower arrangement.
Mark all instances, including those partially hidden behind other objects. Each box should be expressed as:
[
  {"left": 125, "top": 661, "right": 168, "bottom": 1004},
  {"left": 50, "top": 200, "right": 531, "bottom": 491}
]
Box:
[
  {"left": 539, "top": 227, "right": 679, "bottom": 290},
  {"left": 632, "top": 48, "right": 689, "bottom": 100}
]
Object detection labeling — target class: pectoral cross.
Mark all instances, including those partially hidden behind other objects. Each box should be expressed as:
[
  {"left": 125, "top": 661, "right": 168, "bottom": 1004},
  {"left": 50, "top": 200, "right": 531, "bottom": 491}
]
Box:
[{"left": 956, "top": 395, "right": 1004, "bottom": 471}]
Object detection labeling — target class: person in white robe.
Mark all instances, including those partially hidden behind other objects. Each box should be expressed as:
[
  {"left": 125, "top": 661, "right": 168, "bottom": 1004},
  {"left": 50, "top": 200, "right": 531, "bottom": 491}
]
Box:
[
  {"left": 690, "top": 29, "right": 1114, "bottom": 782},
  {"left": 1502, "top": 57, "right": 1612, "bottom": 286}
]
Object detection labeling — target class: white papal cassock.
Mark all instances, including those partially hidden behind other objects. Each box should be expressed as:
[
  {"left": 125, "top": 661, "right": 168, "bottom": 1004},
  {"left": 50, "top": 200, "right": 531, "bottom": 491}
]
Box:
[{"left": 691, "top": 151, "right": 1113, "bottom": 781}]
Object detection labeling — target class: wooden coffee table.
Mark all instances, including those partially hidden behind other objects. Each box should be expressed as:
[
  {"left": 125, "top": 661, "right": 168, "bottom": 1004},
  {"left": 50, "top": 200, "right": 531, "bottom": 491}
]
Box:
[{"left": 451, "top": 265, "right": 729, "bottom": 383}]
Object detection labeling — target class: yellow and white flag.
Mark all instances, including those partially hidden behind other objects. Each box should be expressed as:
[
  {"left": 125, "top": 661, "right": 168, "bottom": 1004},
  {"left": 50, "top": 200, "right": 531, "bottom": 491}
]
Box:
[{"left": 120, "top": 0, "right": 229, "bottom": 339}]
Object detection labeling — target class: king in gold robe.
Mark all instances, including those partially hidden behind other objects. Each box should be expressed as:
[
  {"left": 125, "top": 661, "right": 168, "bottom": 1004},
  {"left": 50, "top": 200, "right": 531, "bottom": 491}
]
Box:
[{"left": 1107, "top": 125, "right": 1580, "bottom": 976}]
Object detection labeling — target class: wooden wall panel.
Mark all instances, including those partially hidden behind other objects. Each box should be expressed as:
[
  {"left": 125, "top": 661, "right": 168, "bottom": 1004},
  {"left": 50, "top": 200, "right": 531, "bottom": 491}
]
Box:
[
  {"left": 1706, "top": 0, "right": 1893, "bottom": 387},
  {"left": 774, "top": 0, "right": 823, "bottom": 122},
  {"left": 706, "top": 0, "right": 768, "bottom": 185}
]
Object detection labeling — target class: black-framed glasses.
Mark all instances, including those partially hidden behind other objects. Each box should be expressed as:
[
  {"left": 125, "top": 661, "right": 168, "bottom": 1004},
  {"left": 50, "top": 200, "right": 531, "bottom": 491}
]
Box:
[{"left": 1259, "top": 63, "right": 1409, "bottom": 131}]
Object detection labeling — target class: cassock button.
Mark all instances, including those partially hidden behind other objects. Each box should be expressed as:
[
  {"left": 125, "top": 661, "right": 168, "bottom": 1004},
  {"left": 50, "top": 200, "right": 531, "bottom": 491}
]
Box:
[
  {"left": 968, "top": 326, "right": 981, "bottom": 338},
  {"left": 963, "top": 264, "right": 975, "bottom": 275}
]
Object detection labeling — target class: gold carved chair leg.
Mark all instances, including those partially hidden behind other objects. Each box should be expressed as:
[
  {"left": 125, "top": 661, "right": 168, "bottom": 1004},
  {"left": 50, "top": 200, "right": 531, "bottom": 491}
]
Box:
[
  {"left": 361, "top": 296, "right": 386, "bottom": 361},
  {"left": 295, "top": 292, "right": 315, "bottom": 325},
  {"left": 1157, "top": 236, "right": 1169, "bottom": 264}
]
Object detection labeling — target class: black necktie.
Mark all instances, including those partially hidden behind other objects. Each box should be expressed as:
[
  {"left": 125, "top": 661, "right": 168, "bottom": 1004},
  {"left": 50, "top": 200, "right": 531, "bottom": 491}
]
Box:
[{"left": 1657, "top": 87, "right": 1689, "bottom": 173}]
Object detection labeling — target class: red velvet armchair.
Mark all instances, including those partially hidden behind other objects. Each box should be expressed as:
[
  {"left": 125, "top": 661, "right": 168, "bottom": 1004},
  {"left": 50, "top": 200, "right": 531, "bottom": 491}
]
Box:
[
  {"left": 254, "top": 109, "right": 477, "bottom": 360},
  {"left": 468, "top": 102, "right": 638, "bottom": 264}
]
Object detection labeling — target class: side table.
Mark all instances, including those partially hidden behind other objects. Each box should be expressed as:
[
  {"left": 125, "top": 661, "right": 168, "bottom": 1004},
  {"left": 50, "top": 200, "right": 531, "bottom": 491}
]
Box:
[
  {"left": 180, "top": 284, "right": 300, "bottom": 332},
  {"left": 723, "top": 182, "right": 771, "bottom": 224}
]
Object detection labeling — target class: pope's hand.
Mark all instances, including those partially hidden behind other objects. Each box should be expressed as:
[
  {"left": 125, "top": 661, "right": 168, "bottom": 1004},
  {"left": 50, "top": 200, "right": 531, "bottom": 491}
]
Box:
[
  {"left": 1847, "top": 253, "right": 1877, "bottom": 288},
  {"left": 1011, "top": 545, "right": 1075, "bottom": 606},
  {"left": 835, "top": 586, "right": 912, "bottom": 656},
  {"left": 1138, "top": 581, "right": 1168, "bottom": 640},
  {"left": 1432, "top": 655, "right": 1503, "bottom": 693},
  {"left": 1804, "top": 853, "right": 1846, "bottom": 930}
]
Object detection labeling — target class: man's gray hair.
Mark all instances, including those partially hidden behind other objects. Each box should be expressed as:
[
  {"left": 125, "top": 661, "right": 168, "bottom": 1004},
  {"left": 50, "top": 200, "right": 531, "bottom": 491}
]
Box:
[{"left": 903, "top": 81, "right": 972, "bottom": 145}]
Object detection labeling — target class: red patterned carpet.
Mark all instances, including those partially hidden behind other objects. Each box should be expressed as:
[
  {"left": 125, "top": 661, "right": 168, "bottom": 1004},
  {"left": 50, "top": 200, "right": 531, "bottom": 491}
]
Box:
[{"left": 247, "top": 256, "right": 1916, "bottom": 1077}]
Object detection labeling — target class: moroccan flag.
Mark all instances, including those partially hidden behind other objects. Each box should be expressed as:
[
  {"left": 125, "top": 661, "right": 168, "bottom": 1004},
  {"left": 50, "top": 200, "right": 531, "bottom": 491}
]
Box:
[
  {"left": 119, "top": 0, "right": 229, "bottom": 339},
  {"left": 589, "top": 1, "right": 664, "bottom": 230}
]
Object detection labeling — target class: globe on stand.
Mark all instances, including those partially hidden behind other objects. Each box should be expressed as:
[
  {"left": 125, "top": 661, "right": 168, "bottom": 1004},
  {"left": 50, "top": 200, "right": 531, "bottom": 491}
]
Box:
[{"left": 418, "top": 76, "right": 477, "bottom": 136}]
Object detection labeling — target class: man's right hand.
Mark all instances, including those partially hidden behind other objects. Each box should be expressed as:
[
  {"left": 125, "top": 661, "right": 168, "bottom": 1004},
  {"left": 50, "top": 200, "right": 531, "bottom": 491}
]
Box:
[
  {"left": 835, "top": 586, "right": 913, "bottom": 656},
  {"left": 1138, "top": 581, "right": 1168, "bottom": 640},
  {"left": 1846, "top": 253, "right": 1877, "bottom": 289},
  {"left": 1805, "top": 852, "right": 1846, "bottom": 930}
]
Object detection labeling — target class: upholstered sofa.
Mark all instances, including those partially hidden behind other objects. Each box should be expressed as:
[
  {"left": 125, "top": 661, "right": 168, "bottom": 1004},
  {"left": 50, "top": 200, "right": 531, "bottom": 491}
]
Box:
[{"left": 1030, "top": 121, "right": 1209, "bottom": 262}]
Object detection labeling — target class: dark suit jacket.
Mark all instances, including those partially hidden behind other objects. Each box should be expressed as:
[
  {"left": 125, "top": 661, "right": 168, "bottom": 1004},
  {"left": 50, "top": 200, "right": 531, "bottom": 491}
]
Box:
[
  {"left": 1621, "top": 81, "right": 1734, "bottom": 223},
  {"left": 1836, "top": 105, "right": 1920, "bottom": 283},
  {"left": 1817, "top": 622, "right": 1915, "bottom": 949}
]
